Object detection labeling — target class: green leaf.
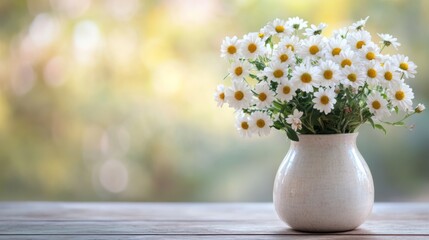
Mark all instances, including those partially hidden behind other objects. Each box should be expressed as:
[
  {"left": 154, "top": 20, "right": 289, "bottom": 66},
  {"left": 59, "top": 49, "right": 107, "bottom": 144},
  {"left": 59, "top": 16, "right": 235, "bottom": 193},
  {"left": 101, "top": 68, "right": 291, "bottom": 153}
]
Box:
[
  {"left": 264, "top": 36, "right": 272, "bottom": 45},
  {"left": 273, "top": 121, "right": 283, "bottom": 130},
  {"left": 273, "top": 101, "right": 283, "bottom": 110},
  {"left": 286, "top": 128, "right": 299, "bottom": 142},
  {"left": 249, "top": 73, "right": 258, "bottom": 79},
  {"left": 367, "top": 117, "right": 375, "bottom": 128},
  {"left": 375, "top": 124, "right": 387, "bottom": 134},
  {"left": 393, "top": 121, "right": 405, "bottom": 126},
  {"left": 253, "top": 60, "right": 265, "bottom": 71}
]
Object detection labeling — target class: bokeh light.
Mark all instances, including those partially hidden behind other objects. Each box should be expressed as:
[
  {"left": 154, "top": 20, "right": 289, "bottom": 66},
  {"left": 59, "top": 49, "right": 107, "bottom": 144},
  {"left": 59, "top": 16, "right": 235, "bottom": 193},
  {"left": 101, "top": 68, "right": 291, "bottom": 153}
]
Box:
[{"left": 0, "top": 0, "right": 428, "bottom": 202}]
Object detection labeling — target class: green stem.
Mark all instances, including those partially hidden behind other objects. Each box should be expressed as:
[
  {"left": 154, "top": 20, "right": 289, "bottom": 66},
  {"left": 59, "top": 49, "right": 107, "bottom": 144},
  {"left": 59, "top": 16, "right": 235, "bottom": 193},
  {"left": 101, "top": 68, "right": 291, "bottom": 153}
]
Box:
[
  {"left": 381, "top": 112, "right": 416, "bottom": 125},
  {"left": 301, "top": 118, "right": 316, "bottom": 134},
  {"left": 380, "top": 44, "right": 386, "bottom": 53},
  {"left": 343, "top": 30, "right": 349, "bottom": 39}
]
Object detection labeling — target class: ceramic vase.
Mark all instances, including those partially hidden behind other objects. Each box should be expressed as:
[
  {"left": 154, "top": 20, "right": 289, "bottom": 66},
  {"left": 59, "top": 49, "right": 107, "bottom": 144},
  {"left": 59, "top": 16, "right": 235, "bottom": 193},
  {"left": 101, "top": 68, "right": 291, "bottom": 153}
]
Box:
[{"left": 273, "top": 133, "right": 374, "bottom": 232}]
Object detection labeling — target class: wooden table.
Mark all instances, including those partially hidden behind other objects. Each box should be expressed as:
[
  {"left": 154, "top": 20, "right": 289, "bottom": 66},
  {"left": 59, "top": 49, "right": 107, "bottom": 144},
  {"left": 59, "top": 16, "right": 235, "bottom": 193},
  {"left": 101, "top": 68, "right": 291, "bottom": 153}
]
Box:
[{"left": 0, "top": 202, "right": 428, "bottom": 239}]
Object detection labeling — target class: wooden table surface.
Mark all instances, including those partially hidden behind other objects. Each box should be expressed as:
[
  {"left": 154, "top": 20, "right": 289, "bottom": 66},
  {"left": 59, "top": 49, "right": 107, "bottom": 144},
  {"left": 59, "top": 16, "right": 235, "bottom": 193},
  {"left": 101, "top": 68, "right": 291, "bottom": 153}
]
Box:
[{"left": 0, "top": 202, "right": 428, "bottom": 239}]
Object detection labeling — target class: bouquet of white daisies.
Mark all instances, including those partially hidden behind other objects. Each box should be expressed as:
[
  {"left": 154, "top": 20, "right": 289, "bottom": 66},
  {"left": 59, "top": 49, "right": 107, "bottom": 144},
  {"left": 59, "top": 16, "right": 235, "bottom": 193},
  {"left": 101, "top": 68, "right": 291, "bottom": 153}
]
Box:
[{"left": 215, "top": 17, "right": 424, "bottom": 141}]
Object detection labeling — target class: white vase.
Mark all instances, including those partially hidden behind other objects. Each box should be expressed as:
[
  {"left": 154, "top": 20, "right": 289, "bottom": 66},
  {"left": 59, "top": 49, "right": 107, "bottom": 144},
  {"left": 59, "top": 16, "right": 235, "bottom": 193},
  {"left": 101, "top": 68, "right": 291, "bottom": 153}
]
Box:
[{"left": 273, "top": 133, "right": 374, "bottom": 232}]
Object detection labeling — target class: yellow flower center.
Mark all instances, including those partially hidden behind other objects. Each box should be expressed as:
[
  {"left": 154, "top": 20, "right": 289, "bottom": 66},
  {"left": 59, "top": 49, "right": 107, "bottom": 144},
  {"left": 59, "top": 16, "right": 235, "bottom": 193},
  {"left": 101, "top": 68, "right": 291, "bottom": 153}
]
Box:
[
  {"left": 258, "top": 33, "right": 264, "bottom": 38},
  {"left": 258, "top": 92, "right": 267, "bottom": 101},
  {"left": 366, "top": 52, "right": 375, "bottom": 60},
  {"left": 286, "top": 44, "right": 295, "bottom": 51},
  {"left": 227, "top": 45, "right": 237, "bottom": 54},
  {"left": 347, "top": 73, "right": 357, "bottom": 82},
  {"left": 320, "top": 95, "right": 330, "bottom": 105},
  {"left": 241, "top": 122, "right": 249, "bottom": 130},
  {"left": 234, "top": 66, "right": 243, "bottom": 76},
  {"left": 367, "top": 68, "right": 377, "bottom": 78},
  {"left": 248, "top": 43, "right": 257, "bottom": 53},
  {"left": 275, "top": 25, "right": 285, "bottom": 33},
  {"left": 332, "top": 47, "right": 341, "bottom": 56},
  {"left": 309, "top": 45, "right": 319, "bottom": 55},
  {"left": 395, "top": 90, "right": 405, "bottom": 100},
  {"left": 234, "top": 91, "right": 244, "bottom": 100},
  {"left": 282, "top": 86, "right": 291, "bottom": 94},
  {"left": 279, "top": 54, "right": 289, "bottom": 62},
  {"left": 273, "top": 69, "right": 284, "bottom": 78},
  {"left": 356, "top": 40, "right": 365, "bottom": 49},
  {"left": 300, "top": 73, "right": 312, "bottom": 83},
  {"left": 323, "top": 70, "right": 333, "bottom": 80},
  {"left": 256, "top": 119, "right": 266, "bottom": 128},
  {"left": 341, "top": 59, "right": 352, "bottom": 68},
  {"left": 219, "top": 92, "right": 225, "bottom": 100},
  {"left": 384, "top": 72, "right": 393, "bottom": 81},
  {"left": 400, "top": 62, "right": 409, "bottom": 71},
  {"left": 372, "top": 100, "right": 381, "bottom": 110}
]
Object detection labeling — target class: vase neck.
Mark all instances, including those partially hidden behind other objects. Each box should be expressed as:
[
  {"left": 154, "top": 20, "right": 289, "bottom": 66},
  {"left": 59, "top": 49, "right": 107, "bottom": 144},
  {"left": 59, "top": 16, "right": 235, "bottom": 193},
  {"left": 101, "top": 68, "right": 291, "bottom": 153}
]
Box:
[{"left": 291, "top": 133, "right": 358, "bottom": 148}]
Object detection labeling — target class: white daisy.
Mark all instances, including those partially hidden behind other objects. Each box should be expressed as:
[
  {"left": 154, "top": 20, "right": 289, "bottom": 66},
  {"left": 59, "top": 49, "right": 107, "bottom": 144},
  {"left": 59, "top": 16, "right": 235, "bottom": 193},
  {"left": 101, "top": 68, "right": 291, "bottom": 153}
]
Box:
[
  {"left": 225, "top": 80, "right": 253, "bottom": 110},
  {"left": 278, "top": 35, "right": 300, "bottom": 52},
  {"left": 263, "top": 60, "right": 288, "bottom": 83},
  {"left": 291, "top": 64, "right": 321, "bottom": 93},
  {"left": 303, "top": 23, "right": 327, "bottom": 37},
  {"left": 286, "top": 109, "right": 303, "bottom": 131},
  {"left": 359, "top": 43, "right": 381, "bottom": 62},
  {"left": 389, "top": 83, "right": 414, "bottom": 112},
  {"left": 379, "top": 61, "right": 401, "bottom": 89},
  {"left": 287, "top": 17, "right": 308, "bottom": 31},
  {"left": 240, "top": 33, "right": 266, "bottom": 59},
  {"left": 378, "top": 33, "right": 401, "bottom": 50},
  {"left": 312, "top": 88, "right": 337, "bottom": 114},
  {"left": 319, "top": 60, "right": 341, "bottom": 87},
  {"left": 253, "top": 82, "right": 275, "bottom": 108},
  {"left": 332, "top": 27, "right": 349, "bottom": 39},
  {"left": 214, "top": 84, "right": 226, "bottom": 107},
  {"left": 229, "top": 60, "right": 252, "bottom": 81},
  {"left": 367, "top": 92, "right": 391, "bottom": 120},
  {"left": 379, "top": 54, "right": 392, "bottom": 64},
  {"left": 363, "top": 61, "right": 382, "bottom": 87},
  {"left": 273, "top": 46, "right": 294, "bottom": 65},
  {"left": 298, "top": 35, "right": 325, "bottom": 59},
  {"left": 392, "top": 54, "right": 417, "bottom": 78},
  {"left": 339, "top": 65, "right": 366, "bottom": 89},
  {"left": 325, "top": 37, "right": 350, "bottom": 59},
  {"left": 258, "top": 25, "right": 270, "bottom": 42},
  {"left": 347, "top": 30, "right": 372, "bottom": 51},
  {"left": 276, "top": 80, "right": 297, "bottom": 102},
  {"left": 349, "top": 16, "right": 369, "bottom": 31},
  {"left": 266, "top": 18, "right": 291, "bottom": 37},
  {"left": 220, "top": 36, "right": 241, "bottom": 59},
  {"left": 235, "top": 112, "right": 253, "bottom": 137},
  {"left": 415, "top": 103, "right": 425, "bottom": 113},
  {"left": 335, "top": 49, "right": 358, "bottom": 68},
  {"left": 249, "top": 111, "right": 273, "bottom": 136}
]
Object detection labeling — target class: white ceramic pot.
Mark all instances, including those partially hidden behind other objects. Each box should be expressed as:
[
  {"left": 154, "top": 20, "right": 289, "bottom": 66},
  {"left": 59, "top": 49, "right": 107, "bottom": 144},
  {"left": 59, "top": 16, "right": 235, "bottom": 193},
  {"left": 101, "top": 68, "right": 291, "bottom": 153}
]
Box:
[{"left": 273, "top": 133, "right": 374, "bottom": 232}]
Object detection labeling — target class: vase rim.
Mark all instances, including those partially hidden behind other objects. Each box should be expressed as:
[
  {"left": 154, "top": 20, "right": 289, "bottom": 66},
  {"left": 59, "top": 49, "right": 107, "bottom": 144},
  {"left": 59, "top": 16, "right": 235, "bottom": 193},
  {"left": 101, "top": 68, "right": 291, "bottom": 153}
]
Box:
[{"left": 298, "top": 133, "right": 358, "bottom": 136}]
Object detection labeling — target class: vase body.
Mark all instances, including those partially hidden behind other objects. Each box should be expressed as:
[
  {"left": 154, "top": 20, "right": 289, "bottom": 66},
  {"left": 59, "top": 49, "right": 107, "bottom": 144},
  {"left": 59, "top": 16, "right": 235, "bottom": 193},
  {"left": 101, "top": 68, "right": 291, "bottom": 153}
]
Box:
[{"left": 273, "top": 133, "right": 374, "bottom": 232}]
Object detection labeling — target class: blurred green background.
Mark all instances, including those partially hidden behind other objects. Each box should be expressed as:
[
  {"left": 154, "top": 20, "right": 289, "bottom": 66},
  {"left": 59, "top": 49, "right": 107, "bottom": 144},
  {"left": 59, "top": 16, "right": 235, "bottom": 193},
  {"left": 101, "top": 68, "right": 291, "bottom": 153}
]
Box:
[{"left": 0, "top": 0, "right": 428, "bottom": 202}]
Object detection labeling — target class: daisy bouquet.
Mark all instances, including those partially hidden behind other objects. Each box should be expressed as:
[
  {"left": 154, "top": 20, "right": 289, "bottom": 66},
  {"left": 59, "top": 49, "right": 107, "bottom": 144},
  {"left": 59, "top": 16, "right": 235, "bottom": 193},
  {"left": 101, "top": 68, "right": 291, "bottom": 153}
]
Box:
[{"left": 215, "top": 17, "right": 424, "bottom": 141}]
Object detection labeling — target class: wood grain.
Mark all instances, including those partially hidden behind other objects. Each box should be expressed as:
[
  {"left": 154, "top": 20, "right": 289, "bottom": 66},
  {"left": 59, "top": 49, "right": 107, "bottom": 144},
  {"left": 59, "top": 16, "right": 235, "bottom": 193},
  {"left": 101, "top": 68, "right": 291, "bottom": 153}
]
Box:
[
  {"left": 0, "top": 202, "right": 428, "bottom": 239},
  {"left": 0, "top": 236, "right": 428, "bottom": 240}
]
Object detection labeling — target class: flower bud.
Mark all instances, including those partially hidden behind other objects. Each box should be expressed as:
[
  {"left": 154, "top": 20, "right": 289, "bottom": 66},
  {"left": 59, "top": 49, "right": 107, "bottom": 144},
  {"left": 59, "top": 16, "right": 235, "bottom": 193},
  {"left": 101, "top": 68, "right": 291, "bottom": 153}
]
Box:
[
  {"left": 334, "top": 87, "right": 340, "bottom": 94},
  {"left": 415, "top": 103, "right": 425, "bottom": 113}
]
